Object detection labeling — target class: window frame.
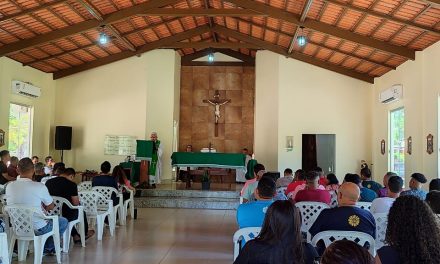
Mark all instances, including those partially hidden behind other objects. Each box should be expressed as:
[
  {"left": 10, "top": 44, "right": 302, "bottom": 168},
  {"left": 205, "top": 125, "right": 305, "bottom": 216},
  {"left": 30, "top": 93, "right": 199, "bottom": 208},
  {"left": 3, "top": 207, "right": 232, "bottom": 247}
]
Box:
[
  {"left": 8, "top": 102, "right": 34, "bottom": 159},
  {"left": 388, "top": 107, "right": 405, "bottom": 178}
]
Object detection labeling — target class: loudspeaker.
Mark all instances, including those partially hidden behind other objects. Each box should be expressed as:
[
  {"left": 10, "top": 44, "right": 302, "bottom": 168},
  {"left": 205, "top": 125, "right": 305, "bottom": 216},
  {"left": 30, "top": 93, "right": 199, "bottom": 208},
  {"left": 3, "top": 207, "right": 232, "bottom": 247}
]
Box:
[{"left": 55, "top": 126, "right": 72, "bottom": 150}]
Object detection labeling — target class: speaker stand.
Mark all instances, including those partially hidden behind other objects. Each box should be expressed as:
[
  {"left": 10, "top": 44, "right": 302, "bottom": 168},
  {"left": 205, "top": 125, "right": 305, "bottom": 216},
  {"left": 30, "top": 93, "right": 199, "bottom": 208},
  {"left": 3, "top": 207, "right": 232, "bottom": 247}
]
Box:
[{"left": 60, "top": 149, "right": 64, "bottom": 163}]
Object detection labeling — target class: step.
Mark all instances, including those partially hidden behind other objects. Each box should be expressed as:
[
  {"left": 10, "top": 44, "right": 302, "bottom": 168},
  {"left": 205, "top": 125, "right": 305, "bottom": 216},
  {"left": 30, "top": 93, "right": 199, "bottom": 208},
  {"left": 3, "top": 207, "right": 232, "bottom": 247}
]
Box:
[
  {"left": 135, "top": 196, "right": 239, "bottom": 210},
  {"left": 138, "top": 189, "right": 240, "bottom": 199}
]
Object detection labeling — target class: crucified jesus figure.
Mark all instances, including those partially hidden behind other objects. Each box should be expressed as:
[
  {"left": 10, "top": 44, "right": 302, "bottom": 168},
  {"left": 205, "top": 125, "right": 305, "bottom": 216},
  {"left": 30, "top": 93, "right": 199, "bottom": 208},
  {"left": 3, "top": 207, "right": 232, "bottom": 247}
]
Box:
[{"left": 203, "top": 90, "right": 231, "bottom": 124}]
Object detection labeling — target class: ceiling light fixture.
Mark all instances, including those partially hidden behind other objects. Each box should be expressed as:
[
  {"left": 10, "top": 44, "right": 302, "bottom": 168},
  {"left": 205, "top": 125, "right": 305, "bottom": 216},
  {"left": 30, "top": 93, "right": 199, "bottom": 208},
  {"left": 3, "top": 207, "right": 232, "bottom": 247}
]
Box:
[
  {"left": 99, "top": 32, "right": 108, "bottom": 45},
  {"left": 297, "top": 26, "right": 307, "bottom": 47},
  {"left": 208, "top": 52, "right": 215, "bottom": 62}
]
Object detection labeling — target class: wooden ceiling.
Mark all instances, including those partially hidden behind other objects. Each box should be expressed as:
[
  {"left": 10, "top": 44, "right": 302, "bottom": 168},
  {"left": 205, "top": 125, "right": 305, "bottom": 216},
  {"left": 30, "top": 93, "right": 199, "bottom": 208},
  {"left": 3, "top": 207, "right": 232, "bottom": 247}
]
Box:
[{"left": 0, "top": 0, "right": 439, "bottom": 83}]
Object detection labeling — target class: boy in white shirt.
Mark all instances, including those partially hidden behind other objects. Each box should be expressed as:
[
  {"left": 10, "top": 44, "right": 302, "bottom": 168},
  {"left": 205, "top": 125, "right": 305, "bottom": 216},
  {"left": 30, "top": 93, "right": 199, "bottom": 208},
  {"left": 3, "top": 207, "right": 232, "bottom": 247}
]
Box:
[
  {"left": 6, "top": 158, "right": 68, "bottom": 254},
  {"left": 371, "top": 175, "right": 403, "bottom": 214}
]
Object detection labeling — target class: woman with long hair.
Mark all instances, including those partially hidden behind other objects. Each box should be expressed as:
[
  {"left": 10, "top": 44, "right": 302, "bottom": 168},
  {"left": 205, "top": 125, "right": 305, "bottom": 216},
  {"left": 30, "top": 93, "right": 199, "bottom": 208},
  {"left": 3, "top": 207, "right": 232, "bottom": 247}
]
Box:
[
  {"left": 325, "top": 173, "right": 339, "bottom": 191},
  {"left": 376, "top": 195, "right": 440, "bottom": 264},
  {"left": 321, "top": 240, "right": 373, "bottom": 264},
  {"left": 234, "top": 200, "right": 318, "bottom": 264},
  {"left": 112, "top": 165, "right": 135, "bottom": 202}
]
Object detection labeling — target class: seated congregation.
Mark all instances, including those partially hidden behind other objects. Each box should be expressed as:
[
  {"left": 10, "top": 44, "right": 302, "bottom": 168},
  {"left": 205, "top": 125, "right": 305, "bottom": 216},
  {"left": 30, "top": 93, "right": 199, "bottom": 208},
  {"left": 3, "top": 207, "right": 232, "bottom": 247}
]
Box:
[
  {"left": 235, "top": 163, "right": 440, "bottom": 264},
  {"left": 0, "top": 150, "right": 135, "bottom": 262}
]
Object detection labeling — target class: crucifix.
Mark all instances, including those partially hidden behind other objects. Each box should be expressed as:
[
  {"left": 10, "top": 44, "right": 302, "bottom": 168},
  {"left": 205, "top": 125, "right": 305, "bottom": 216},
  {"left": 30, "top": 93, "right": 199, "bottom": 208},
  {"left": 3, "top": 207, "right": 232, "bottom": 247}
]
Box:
[{"left": 203, "top": 90, "right": 231, "bottom": 137}]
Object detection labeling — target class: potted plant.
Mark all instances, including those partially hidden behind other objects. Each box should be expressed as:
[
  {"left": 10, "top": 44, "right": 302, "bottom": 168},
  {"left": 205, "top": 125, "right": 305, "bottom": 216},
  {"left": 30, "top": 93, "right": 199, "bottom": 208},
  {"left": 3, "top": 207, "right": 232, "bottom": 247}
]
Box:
[{"left": 201, "top": 170, "right": 210, "bottom": 190}]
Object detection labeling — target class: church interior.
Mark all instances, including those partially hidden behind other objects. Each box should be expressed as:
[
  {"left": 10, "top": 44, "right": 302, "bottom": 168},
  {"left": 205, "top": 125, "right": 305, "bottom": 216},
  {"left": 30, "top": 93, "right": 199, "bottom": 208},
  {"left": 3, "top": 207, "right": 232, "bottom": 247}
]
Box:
[{"left": 0, "top": 0, "right": 439, "bottom": 263}]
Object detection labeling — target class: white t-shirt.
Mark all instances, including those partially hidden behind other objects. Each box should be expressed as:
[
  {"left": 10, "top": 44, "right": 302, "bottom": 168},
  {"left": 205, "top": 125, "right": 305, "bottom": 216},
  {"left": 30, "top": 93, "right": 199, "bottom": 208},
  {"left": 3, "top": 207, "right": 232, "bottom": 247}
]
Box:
[
  {"left": 370, "top": 197, "right": 395, "bottom": 214},
  {"left": 6, "top": 176, "right": 53, "bottom": 229}
]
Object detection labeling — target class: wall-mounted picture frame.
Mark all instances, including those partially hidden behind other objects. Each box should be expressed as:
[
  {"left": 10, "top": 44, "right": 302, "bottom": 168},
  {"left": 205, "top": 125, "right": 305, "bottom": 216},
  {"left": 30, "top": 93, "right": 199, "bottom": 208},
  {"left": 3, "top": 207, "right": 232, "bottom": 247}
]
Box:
[
  {"left": 427, "top": 134, "right": 434, "bottom": 154},
  {"left": 407, "top": 136, "right": 412, "bottom": 155},
  {"left": 0, "top": 129, "right": 5, "bottom": 147},
  {"left": 381, "top": 139, "right": 386, "bottom": 155}
]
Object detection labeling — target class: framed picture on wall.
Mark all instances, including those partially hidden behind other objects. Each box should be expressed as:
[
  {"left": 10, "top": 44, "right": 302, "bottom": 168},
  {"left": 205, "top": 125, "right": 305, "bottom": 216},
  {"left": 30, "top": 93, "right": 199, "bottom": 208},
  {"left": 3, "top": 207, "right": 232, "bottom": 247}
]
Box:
[
  {"left": 0, "top": 129, "right": 4, "bottom": 147},
  {"left": 427, "top": 134, "right": 434, "bottom": 154},
  {"left": 407, "top": 136, "right": 412, "bottom": 155},
  {"left": 381, "top": 139, "right": 386, "bottom": 155}
]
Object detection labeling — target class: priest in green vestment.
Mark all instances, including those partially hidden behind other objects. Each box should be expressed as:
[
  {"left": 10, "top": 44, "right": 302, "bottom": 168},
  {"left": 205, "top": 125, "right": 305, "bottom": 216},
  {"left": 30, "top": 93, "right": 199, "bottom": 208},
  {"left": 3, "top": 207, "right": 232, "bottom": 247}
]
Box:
[{"left": 149, "top": 132, "right": 163, "bottom": 187}]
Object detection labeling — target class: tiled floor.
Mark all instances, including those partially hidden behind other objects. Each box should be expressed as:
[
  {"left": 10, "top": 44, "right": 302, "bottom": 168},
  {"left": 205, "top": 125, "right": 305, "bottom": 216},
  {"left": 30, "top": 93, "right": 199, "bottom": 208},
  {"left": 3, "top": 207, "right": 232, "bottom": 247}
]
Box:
[{"left": 14, "top": 208, "right": 238, "bottom": 264}]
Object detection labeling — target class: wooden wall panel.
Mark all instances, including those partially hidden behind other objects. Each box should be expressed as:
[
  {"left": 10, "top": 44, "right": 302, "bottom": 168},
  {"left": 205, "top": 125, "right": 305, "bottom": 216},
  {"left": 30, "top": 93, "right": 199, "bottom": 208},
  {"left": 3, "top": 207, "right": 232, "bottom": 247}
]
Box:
[{"left": 179, "top": 66, "right": 255, "bottom": 153}]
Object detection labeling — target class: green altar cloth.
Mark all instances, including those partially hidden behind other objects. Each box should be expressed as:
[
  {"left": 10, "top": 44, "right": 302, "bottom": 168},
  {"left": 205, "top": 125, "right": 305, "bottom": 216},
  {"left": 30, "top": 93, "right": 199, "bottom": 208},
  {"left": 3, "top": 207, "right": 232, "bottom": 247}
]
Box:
[{"left": 171, "top": 152, "right": 246, "bottom": 169}]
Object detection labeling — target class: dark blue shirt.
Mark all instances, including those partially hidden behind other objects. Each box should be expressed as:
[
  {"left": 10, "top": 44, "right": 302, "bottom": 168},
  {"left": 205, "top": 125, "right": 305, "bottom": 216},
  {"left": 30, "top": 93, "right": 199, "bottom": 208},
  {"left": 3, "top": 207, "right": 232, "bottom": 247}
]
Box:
[
  {"left": 360, "top": 187, "right": 377, "bottom": 202},
  {"left": 377, "top": 246, "right": 399, "bottom": 264},
  {"left": 362, "top": 180, "right": 383, "bottom": 196},
  {"left": 92, "top": 175, "right": 119, "bottom": 204},
  {"left": 309, "top": 206, "right": 376, "bottom": 239}
]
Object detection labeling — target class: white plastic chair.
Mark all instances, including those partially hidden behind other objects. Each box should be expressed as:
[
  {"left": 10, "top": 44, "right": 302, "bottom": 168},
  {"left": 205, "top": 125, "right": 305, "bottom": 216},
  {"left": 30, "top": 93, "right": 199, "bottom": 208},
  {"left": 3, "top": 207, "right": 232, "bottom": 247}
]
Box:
[
  {"left": 79, "top": 191, "right": 115, "bottom": 240},
  {"left": 120, "top": 185, "right": 135, "bottom": 220},
  {"left": 4, "top": 205, "right": 62, "bottom": 264},
  {"left": 295, "top": 201, "right": 330, "bottom": 242},
  {"left": 373, "top": 213, "right": 388, "bottom": 250},
  {"left": 355, "top": 202, "right": 372, "bottom": 211},
  {"left": 0, "top": 232, "right": 9, "bottom": 264},
  {"left": 239, "top": 197, "right": 244, "bottom": 204},
  {"left": 50, "top": 196, "right": 85, "bottom": 252},
  {"left": 92, "top": 186, "right": 124, "bottom": 226},
  {"left": 329, "top": 190, "right": 338, "bottom": 208},
  {"left": 78, "top": 181, "right": 93, "bottom": 192},
  {"left": 233, "top": 227, "right": 261, "bottom": 261},
  {"left": 311, "top": 230, "right": 376, "bottom": 256},
  {"left": 0, "top": 195, "right": 9, "bottom": 236}
]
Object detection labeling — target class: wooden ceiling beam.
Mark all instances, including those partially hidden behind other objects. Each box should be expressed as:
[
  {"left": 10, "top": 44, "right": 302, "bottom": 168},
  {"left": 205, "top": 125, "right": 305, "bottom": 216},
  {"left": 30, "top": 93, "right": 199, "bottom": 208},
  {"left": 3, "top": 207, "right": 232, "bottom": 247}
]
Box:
[
  {"left": 0, "top": 0, "right": 180, "bottom": 57},
  {"left": 138, "top": 8, "right": 267, "bottom": 17},
  {"left": 234, "top": 17, "right": 395, "bottom": 69},
  {"left": 182, "top": 61, "right": 254, "bottom": 66},
  {"left": 212, "top": 25, "right": 374, "bottom": 83},
  {"left": 423, "top": 0, "right": 440, "bottom": 5},
  {"left": 0, "top": 0, "right": 69, "bottom": 23},
  {"left": 76, "top": 0, "right": 136, "bottom": 52},
  {"left": 163, "top": 42, "right": 260, "bottom": 49},
  {"left": 180, "top": 48, "right": 254, "bottom": 63},
  {"left": 53, "top": 25, "right": 211, "bottom": 79},
  {"left": 324, "top": 0, "right": 440, "bottom": 36},
  {"left": 227, "top": 0, "right": 415, "bottom": 60},
  {"left": 288, "top": 0, "right": 314, "bottom": 54}
]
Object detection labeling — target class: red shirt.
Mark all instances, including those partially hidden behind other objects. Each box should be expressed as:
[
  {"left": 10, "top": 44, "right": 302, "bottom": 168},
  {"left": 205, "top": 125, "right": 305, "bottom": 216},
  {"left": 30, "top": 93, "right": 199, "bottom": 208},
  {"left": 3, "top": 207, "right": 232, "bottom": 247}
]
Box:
[
  {"left": 285, "top": 180, "right": 306, "bottom": 196},
  {"left": 295, "top": 189, "right": 331, "bottom": 205},
  {"left": 319, "top": 177, "right": 328, "bottom": 186},
  {"left": 7, "top": 165, "right": 18, "bottom": 178}
]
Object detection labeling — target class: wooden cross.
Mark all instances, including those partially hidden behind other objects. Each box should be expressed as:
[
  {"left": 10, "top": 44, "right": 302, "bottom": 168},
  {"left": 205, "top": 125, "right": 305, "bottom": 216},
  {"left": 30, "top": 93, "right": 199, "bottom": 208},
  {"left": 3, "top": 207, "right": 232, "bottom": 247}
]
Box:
[{"left": 203, "top": 90, "right": 231, "bottom": 137}]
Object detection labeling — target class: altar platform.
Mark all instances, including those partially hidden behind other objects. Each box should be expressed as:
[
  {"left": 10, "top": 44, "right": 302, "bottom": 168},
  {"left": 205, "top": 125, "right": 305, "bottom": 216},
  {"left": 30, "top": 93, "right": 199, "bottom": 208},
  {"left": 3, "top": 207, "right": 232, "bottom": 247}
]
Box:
[{"left": 134, "top": 181, "right": 241, "bottom": 210}]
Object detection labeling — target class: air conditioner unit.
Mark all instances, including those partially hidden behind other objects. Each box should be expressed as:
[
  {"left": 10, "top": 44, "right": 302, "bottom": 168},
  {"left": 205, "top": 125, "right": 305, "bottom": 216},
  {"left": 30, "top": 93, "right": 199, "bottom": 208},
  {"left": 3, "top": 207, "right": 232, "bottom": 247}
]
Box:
[
  {"left": 379, "top": 84, "right": 402, "bottom": 104},
  {"left": 11, "top": 80, "right": 41, "bottom": 98}
]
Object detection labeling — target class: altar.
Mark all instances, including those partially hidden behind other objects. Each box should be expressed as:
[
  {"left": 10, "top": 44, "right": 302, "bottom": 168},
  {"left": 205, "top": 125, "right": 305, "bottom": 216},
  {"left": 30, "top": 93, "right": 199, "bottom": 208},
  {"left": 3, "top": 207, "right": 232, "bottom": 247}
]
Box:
[
  {"left": 171, "top": 152, "right": 246, "bottom": 188},
  {"left": 171, "top": 152, "right": 246, "bottom": 169}
]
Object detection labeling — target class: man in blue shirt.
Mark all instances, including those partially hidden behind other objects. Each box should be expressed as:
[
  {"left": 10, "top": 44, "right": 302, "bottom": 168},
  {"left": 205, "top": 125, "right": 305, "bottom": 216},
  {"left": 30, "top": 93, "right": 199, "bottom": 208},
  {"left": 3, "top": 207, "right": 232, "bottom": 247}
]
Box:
[
  {"left": 310, "top": 182, "right": 376, "bottom": 254},
  {"left": 360, "top": 167, "right": 383, "bottom": 196},
  {"left": 92, "top": 161, "right": 119, "bottom": 205},
  {"left": 401, "top": 173, "right": 428, "bottom": 200},
  {"left": 344, "top": 173, "right": 377, "bottom": 202},
  {"left": 237, "top": 177, "right": 276, "bottom": 228}
]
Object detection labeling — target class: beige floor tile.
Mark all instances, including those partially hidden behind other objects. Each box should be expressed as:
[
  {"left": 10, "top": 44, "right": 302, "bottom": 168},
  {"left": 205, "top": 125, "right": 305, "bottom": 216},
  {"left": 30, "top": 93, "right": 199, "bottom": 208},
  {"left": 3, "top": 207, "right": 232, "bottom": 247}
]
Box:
[{"left": 11, "top": 208, "right": 238, "bottom": 264}]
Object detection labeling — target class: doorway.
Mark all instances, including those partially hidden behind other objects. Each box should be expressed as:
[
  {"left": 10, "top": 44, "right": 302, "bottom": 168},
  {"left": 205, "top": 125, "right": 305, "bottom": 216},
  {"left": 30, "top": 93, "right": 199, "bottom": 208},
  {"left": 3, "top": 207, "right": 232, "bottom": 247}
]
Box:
[{"left": 302, "top": 134, "right": 336, "bottom": 174}]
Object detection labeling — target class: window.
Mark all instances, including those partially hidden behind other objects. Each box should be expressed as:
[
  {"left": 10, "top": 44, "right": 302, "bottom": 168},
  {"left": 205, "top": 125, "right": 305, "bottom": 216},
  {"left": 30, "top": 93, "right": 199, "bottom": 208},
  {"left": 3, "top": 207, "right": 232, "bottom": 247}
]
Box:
[
  {"left": 389, "top": 108, "right": 405, "bottom": 178},
  {"left": 8, "top": 103, "right": 33, "bottom": 159}
]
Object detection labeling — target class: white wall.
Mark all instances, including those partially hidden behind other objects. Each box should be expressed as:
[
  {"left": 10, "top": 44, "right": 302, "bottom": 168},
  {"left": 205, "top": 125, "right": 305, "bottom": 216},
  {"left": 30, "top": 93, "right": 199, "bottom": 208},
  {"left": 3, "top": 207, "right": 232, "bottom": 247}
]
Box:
[
  {"left": 255, "top": 51, "right": 373, "bottom": 179},
  {"left": 55, "top": 50, "right": 181, "bottom": 180},
  {"left": 254, "top": 51, "right": 279, "bottom": 170},
  {"left": 0, "top": 57, "right": 56, "bottom": 157},
  {"left": 371, "top": 41, "right": 440, "bottom": 184}
]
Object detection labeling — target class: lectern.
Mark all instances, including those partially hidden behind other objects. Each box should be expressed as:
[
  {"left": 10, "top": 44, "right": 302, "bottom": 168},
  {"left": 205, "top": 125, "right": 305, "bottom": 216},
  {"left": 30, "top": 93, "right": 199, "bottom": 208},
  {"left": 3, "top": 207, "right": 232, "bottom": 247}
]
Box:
[{"left": 136, "top": 140, "right": 154, "bottom": 189}]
